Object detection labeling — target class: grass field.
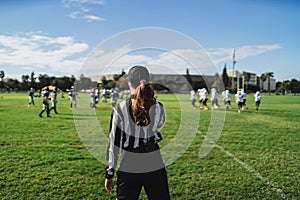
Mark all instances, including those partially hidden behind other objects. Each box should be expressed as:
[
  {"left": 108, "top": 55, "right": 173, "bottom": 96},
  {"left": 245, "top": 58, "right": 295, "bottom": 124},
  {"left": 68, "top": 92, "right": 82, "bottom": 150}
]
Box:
[{"left": 0, "top": 92, "right": 299, "bottom": 199}]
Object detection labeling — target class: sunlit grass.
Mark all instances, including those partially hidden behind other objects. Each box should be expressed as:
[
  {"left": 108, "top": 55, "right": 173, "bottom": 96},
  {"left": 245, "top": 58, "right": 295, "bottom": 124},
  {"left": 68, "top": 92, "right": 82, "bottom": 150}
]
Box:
[{"left": 0, "top": 92, "right": 299, "bottom": 199}]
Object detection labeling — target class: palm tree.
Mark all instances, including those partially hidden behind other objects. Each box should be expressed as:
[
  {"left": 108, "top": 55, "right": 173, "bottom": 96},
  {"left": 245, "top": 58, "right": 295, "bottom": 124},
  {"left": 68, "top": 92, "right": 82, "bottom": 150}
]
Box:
[
  {"left": 242, "top": 72, "right": 250, "bottom": 93},
  {"left": 260, "top": 73, "right": 267, "bottom": 92},
  {"left": 265, "top": 72, "right": 274, "bottom": 94}
]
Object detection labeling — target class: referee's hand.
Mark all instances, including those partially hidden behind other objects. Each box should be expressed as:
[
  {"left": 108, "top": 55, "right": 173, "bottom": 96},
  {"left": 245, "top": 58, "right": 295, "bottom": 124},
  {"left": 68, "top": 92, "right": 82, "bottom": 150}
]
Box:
[{"left": 105, "top": 178, "right": 114, "bottom": 195}]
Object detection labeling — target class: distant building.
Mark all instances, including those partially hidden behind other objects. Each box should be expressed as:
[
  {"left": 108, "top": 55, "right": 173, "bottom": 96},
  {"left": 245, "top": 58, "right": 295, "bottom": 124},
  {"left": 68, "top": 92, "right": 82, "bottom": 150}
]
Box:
[
  {"left": 227, "top": 69, "right": 276, "bottom": 92},
  {"left": 91, "top": 69, "right": 276, "bottom": 93},
  {"left": 260, "top": 77, "right": 276, "bottom": 91}
]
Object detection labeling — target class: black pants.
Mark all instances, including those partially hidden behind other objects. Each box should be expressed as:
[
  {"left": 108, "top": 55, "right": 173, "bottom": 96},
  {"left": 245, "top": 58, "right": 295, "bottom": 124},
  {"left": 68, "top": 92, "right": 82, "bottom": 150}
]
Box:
[{"left": 116, "top": 168, "right": 170, "bottom": 200}]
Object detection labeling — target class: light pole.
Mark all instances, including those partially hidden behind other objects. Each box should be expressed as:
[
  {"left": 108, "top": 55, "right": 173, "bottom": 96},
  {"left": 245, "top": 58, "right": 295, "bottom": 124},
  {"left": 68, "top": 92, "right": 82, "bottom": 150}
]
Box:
[{"left": 232, "top": 49, "right": 237, "bottom": 90}]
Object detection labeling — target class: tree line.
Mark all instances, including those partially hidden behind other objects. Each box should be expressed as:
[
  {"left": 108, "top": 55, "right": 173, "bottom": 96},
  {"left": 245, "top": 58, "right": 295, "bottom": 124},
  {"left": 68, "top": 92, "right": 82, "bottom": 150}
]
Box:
[
  {"left": 0, "top": 71, "right": 76, "bottom": 92},
  {"left": 1, "top": 69, "right": 300, "bottom": 94},
  {"left": 0, "top": 70, "right": 125, "bottom": 92},
  {"left": 276, "top": 79, "right": 300, "bottom": 94}
]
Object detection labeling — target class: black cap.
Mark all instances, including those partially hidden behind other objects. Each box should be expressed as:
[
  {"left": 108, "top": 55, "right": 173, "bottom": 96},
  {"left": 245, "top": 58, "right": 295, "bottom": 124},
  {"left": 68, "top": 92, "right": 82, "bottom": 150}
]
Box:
[{"left": 127, "top": 66, "right": 150, "bottom": 87}]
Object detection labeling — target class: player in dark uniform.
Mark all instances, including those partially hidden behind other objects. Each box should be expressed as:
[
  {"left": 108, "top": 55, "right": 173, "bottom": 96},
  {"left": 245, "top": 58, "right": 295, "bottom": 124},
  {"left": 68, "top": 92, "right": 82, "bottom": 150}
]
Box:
[
  {"left": 28, "top": 87, "right": 36, "bottom": 107},
  {"left": 39, "top": 87, "right": 50, "bottom": 117}
]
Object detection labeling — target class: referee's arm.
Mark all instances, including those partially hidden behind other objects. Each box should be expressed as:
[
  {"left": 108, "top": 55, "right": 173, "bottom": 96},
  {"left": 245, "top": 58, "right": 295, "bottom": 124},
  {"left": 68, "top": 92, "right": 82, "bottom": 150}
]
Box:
[{"left": 105, "top": 108, "right": 122, "bottom": 179}]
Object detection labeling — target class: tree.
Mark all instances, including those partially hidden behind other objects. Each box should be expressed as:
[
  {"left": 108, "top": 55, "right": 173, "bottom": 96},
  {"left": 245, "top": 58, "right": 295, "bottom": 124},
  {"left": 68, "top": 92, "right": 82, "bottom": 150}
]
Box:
[
  {"left": 21, "top": 74, "right": 30, "bottom": 90},
  {"left": 101, "top": 76, "right": 109, "bottom": 89},
  {"left": 185, "top": 68, "right": 193, "bottom": 86},
  {"left": 113, "top": 74, "right": 121, "bottom": 82},
  {"left": 276, "top": 80, "right": 289, "bottom": 94},
  {"left": 30, "top": 71, "right": 36, "bottom": 88},
  {"left": 59, "top": 76, "right": 75, "bottom": 90},
  {"left": 260, "top": 73, "right": 267, "bottom": 92},
  {"left": 242, "top": 72, "right": 251, "bottom": 92},
  {"left": 212, "top": 73, "right": 223, "bottom": 90},
  {"left": 0, "top": 70, "right": 5, "bottom": 81},
  {"left": 222, "top": 64, "right": 230, "bottom": 88},
  {"left": 115, "top": 76, "right": 129, "bottom": 90},
  {"left": 6, "top": 78, "right": 20, "bottom": 91},
  {"left": 38, "top": 74, "right": 54, "bottom": 88},
  {"left": 76, "top": 74, "right": 93, "bottom": 90},
  {"left": 265, "top": 72, "right": 274, "bottom": 94},
  {"left": 287, "top": 78, "right": 300, "bottom": 93},
  {"left": 21, "top": 74, "right": 29, "bottom": 82},
  {"left": 0, "top": 70, "right": 5, "bottom": 90}
]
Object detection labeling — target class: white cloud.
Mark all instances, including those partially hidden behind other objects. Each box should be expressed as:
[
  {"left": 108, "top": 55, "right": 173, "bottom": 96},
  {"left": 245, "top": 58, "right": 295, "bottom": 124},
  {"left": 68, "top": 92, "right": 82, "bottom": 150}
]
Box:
[
  {"left": 81, "top": 44, "right": 135, "bottom": 75},
  {"left": 80, "top": 46, "right": 215, "bottom": 76},
  {"left": 67, "top": 11, "right": 80, "bottom": 19},
  {"left": 152, "top": 49, "right": 215, "bottom": 75},
  {"left": 83, "top": 15, "right": 106, "bottom": 22},
  {"left": 80, "top": 44, "right": 282, "bottom": 77},
  {"left": 81, "top": 7, "right": 90, "bottom": 12},
  {"left": 0, "top": 33, "right": 89, "bottom": 76},
  {"left": 62, "top": 0, "right": 105, "bottom": 7},
  {"left": 1, "top": 33, "right": 281, "bottom": 80},
  {"left": 236, "top": 44, "right": 281, "bottom": 59},
  {"left": 62, "top": 0, "right": 106, "bottom": 22},
  {"left": 208, "top": 44, "right": 282, "bottom": 65}
]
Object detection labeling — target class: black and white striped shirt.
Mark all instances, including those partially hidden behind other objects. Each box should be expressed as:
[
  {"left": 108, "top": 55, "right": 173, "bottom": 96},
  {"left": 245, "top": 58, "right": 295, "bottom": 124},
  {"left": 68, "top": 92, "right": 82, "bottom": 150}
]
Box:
[{"left": 105, "top": 97, "right": 165, "bottom": 178}]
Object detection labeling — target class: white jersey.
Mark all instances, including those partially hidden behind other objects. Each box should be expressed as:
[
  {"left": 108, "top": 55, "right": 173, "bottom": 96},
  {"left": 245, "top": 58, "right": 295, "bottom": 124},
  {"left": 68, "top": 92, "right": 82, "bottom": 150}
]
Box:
[
  {"left": 190, "top": 90, "right": 196, "bottom": 100},
  {"left": 225, "top": 92, "right": 231, "bottom": 101},
  {"left": 69, "top": 90, "right": 77, "bottom": 100},
  {"left": 211, "top": 88, "right": 218, "bottom": 101},
  {"left": 51, "top": 91, "right": 57, "bottom": 101},
  {"left": 235, "top": 92, "right": 243, "bottom": 103},
  {"left": 198, "top": 88, "right": 208, "bottom": 100},
  {"left": 254, "top": 92, "right": 261, "bottom": 101},
  {"left": 42, "top": 90, "right": 50, "bottom": 104},
  {"left": 242, "top": 92, "right": 247, "bottom": 100}
]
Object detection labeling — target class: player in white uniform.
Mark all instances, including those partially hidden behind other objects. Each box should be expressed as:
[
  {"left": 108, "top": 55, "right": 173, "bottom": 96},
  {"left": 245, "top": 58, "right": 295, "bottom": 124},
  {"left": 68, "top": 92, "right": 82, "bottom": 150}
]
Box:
[
  {"left": 211, "top": 88, "right": 220, "bottom": 110},
  {"left": 254, "top": 91, "right": 262, "bottom": 110},
  {"left": 39, "top": 87, "right": 50, "bottom": 117},
  {"left": 190, "top": 90, "right": 197, "bottom": 109},
  {"left": 69, "top": 86, "right": 77, "bottom": 109},
  {"left": 235, "top": 90, "right": 244, "bottom": 113},
  {"left": 49, "top": 86, "right": 59, "bottom": 114},
  {"left": 198, "top": 88, "right": 209, "bottom": 110}
]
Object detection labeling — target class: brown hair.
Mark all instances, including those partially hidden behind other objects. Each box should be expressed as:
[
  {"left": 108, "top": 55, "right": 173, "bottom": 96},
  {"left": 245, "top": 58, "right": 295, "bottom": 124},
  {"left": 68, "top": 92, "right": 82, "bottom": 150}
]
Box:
[{"left": 131, "top": 82, "right": 155, "bottom": 126}]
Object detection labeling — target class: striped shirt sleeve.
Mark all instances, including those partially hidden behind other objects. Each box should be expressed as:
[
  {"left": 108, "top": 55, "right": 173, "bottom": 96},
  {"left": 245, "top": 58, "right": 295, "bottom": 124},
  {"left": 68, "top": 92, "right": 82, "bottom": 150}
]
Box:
[{"left": 105, "top": 106, "right": 123, "bottom": 179}]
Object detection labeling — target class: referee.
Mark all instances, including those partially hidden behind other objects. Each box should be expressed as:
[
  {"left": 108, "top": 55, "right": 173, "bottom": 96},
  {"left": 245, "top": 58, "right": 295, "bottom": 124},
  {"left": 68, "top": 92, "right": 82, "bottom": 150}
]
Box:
[{"left": 105, "top": 66, "right": 170, "bottom": 200}]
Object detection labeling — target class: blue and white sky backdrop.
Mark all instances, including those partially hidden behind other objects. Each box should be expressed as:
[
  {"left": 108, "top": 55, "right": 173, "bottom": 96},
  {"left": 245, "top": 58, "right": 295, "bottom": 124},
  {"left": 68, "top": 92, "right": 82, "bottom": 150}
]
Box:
[{"left": 0, "top": 0, "right": 300, "bottom": 81}]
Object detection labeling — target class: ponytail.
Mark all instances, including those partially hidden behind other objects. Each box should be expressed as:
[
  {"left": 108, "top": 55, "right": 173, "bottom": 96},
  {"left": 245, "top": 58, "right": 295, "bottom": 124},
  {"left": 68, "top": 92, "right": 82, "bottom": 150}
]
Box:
[{"left": 131, "top": 81, "right": 155, "bottom": 126}]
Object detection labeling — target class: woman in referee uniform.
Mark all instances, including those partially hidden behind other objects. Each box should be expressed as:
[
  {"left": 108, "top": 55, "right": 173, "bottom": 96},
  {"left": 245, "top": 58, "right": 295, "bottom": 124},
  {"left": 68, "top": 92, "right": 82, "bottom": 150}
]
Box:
[{"left": 105, "top": 66, "right": 170, "bottom": 200}]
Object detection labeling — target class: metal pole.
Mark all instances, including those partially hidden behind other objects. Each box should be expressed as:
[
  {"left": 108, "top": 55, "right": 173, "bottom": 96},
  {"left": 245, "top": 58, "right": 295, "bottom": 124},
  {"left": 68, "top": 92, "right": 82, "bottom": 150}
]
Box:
[{"left": 232, "top": 49, "right": 236, "bottom": 90}]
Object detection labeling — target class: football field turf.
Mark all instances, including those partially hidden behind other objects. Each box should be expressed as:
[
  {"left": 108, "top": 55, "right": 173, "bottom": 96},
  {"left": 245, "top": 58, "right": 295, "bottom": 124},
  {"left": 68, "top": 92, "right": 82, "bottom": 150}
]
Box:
[{"left": 0, "top": 93, "right": 299, "bottom": 199}]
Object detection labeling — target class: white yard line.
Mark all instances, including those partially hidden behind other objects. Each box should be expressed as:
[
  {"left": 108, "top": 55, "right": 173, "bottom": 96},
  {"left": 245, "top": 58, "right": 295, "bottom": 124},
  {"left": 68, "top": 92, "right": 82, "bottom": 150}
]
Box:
[
  {"left": 168, "top": 110, "right": 289, "bottom": 199},
  {"left": 215, "top": 144, "right": 288, "bottom": 200}
]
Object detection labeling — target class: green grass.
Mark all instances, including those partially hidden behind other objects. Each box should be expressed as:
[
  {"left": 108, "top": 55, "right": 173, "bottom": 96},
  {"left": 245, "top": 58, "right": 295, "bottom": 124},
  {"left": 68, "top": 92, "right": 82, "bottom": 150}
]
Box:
[{"left": 0, "top": 92, "right": 299, "bottom": 199}]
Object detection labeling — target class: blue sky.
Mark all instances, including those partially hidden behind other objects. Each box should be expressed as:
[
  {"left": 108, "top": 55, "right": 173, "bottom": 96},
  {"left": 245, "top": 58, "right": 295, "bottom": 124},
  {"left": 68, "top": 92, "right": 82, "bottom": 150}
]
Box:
[{"left": 0, "top": 0, "right": 299, "bottom": 81}]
